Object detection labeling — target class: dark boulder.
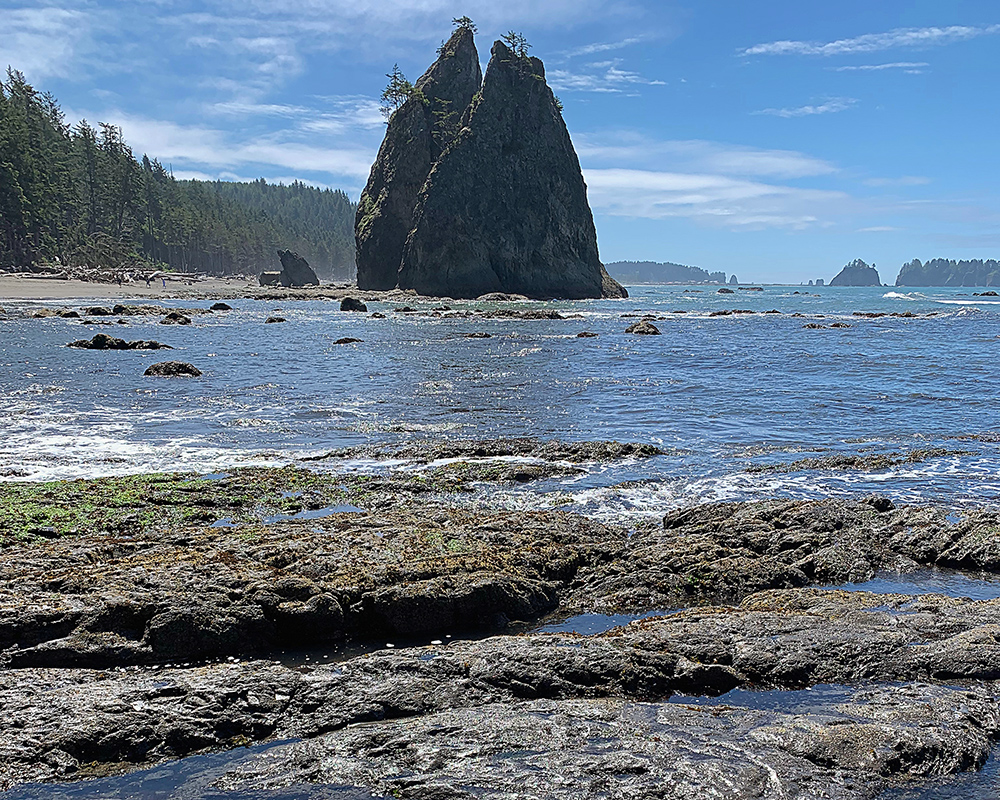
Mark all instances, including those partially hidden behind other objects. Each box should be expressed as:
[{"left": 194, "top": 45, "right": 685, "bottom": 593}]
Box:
[
  {"left": 160, "top": 311, "right": 191, "bottom": 325},
  {"left": 265, "top": 316, "right": 286, "bottom": 324},
  {"left": 340, "top": 297, "right": 368, "bottom": 312},
  {"left": 210, "top": 302, "right": 233, "bottom": 311},
  {"left": 577, "top": 331, "right": 598, "bottom": 338},
  {"left": 84, "top": 306, "right": 113, "bottom": 316},
  {"left": 397, "top": 40, "right": 626, "bottom": 300},
  {"left": 465, "top": 332, "right": 491, "bottom": 339},
  {"left": 67, "top": 334, "right": 172, "bottom": 350},
  {"left": 717, "top": 287, "right": 734, "bottom": 294},
  {"left": 276, "top": 250, "right": 319, "bottom": 287},
  {"left": 334, "top": 337, "right": 363, "bottom": 344},
  {"left": 144, "top": 361, "right": 202, "bottom": 377},
  {"left": 625, "top": 320, "right": 661, "bottom": 335},
  {"left": 259, "top": 272, "right": 282, "bottom": 286},
  {"left": 356, "top": 26, "right": 483, "bottom": 291},
  {"left": 67, "top": 334, "right": 128, "bottom": 350}
]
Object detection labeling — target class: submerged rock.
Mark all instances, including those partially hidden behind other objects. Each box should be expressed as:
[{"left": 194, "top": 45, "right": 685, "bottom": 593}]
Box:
[
  {"left": 143, "top": 361, "right": 202, "bottom": 377},
  {"left": 276, "top": 250, "right": 319, "bottom": 287},
  {"left": 264, "top": 316, "right": 286, "bottom": 324},
  {"left": 356, "top": 26, "right": 483, "bottom": 291}
]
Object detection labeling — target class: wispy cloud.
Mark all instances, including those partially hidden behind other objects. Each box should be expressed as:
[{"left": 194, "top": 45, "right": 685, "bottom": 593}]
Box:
[
  {"left": 549, "top": 59, "right": 665, "bottom": 93},
  {"left": 857, "top": 226, "right": 901, "bottom": 232},
  {"left": 753, "top": 98, "right": 857, "bottom": 118},
  {"left": 584, "top": 168, "right": 849, "bottom": 229},
  {"left": 560, "top": 37, "right": 645, "bottom": 59},
  {"left": 69, "top": 109, "right": 377, "bottom": 189},
  {"left": 864, "top": 176, "right": 931, "bottom": 187},
  {"left": 741, "top": 24, "right": 1000, "bottom": 57},
  {"left": 832, "top": 62, "right": 929, "bottom": 72},
  {"left": 575, "top": 134, "right": 837, "bottom": 179},
  {"left": 0, "top": 7, "right": 100, "bottom": 81}
]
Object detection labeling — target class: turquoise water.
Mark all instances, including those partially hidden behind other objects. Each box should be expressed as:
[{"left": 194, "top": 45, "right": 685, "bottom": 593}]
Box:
[{"left": 2, "top": 284, "right": 997, "bottom": 516}]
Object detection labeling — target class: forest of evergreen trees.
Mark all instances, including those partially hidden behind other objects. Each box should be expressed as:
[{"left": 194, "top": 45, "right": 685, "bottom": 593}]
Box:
[{"left": 0, "top": 69, "right": 357, "bottom": 279}]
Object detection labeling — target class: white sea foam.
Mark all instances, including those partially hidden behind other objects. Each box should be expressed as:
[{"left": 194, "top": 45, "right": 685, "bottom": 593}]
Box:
[{"left": 883, "top": 291, "right": 925, "bottom": 300}]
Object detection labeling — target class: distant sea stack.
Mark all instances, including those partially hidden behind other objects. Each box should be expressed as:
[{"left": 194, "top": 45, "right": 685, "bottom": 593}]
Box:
[
  {"left": 830, "top": 259, "right": 881, "bottom": 286},
  {"left": 356, "top": 27, "right": 627, "bottom": 300},
  {"left": 896, "top": 258, "right": 1000, "bottom": 287}
]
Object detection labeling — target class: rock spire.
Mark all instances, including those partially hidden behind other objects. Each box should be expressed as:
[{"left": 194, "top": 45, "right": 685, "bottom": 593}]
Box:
[
  {"left": 355, "top": 31, "right": 626, "bottom": 300},
  {"left": 355, "top": 27, "right": 482, "bottom": 290}
]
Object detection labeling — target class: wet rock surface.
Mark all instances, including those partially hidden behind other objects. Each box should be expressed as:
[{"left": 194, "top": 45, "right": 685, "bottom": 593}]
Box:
[
  {"left": 66, "top": 334, "right": 172, "bottom": 350},
  {"left": 5, "top": 461, "right": 1000, "bottom": 796},
  {"left": 143, "top": 361, "right": 202, "bottom": 377}
]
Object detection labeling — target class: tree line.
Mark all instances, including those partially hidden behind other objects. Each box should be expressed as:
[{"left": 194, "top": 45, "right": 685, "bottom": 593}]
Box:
[{"left": 0, "top": 69, "right": 357, "bottom": 278}]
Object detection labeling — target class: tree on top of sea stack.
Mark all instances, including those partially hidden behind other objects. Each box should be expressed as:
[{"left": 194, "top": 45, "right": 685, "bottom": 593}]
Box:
[{"left": 355, "top": 24, "right": 627, "bottom": 300}]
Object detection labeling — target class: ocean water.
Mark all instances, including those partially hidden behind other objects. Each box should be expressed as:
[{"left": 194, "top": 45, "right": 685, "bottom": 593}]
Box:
[{"left": 1, "top": 285, "right": 998, "bottom": 517}]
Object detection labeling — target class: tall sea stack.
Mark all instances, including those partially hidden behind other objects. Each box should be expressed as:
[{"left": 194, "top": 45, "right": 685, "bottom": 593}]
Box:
[
  {"left": 355, "top": 30, "right": 626, "bottom": 300},
  {"left": 355, "top": 27, "right": 482, "bottom": 290}
]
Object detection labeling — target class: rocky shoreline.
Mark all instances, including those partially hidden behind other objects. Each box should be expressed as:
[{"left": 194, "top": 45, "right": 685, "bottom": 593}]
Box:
[{"left": 2, "top": 443, "right": 1000, "bottom": 797}]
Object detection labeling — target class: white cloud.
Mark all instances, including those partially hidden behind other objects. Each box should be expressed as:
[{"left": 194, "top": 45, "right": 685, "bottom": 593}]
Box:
[
  {"left": 741, "top": 24, "right": 1000, "bottom": 57},
  {"left": 560, "top": 37, "right": 645, "bottom": 59},
  {"left": 69, "top": 110, "right": 377, "bottom": 187},
  {"left": 0, "top": 7, "right": 98, "bottom": 80},
  {"left": 575, "top": 134, "right": 837, "bottom": 179},
  {"left": 863, "top": 176, "right": 931, "bottom": 187},
  {"left": 549, "top": 59, "right": 665, "bottom": 93},
  {"left": 832, "top": 62, "right": 929, "bottom": 72},
  {"left": 584, "top": 168, "right": 850, "bottom": 229},
  {"left": 753, "top": 98, "right": 857, "bottom": 118}
]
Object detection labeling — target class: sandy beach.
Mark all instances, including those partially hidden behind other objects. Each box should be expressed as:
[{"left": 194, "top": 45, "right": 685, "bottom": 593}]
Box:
[{"left": 0, "top": 275, "right": 256, "bottom": 302}]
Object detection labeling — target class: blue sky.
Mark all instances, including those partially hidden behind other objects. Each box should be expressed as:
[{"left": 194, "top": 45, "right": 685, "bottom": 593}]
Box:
[{"left": 3, "top": 0, "right": 999, "bottom": 284}]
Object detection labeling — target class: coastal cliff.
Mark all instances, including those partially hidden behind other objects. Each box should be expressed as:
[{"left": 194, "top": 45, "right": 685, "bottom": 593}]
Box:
[{"left": 356, "top": 30, "right": 626, "bottom": 300}]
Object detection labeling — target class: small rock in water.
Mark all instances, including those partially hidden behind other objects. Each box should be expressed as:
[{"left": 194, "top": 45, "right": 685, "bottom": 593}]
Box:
[
  {"left": 340, "top": 297, "right": 367, "bottom": 312},
  {"left": 265, "top": 316, "right": 287, "bottom": 324},
  {"left": 144, "top": 361, "right": 202, "bottom": 377},
  {"left": 334, "top": 337, "right": 363, "bottom": 345},
  {"left": 370, "top": 312, "right": 386, "bottom": 319},
  {"left": 717, "top": 288, "right": 735, "bottom": 294},
  {"left": 85, "top": 306, "right": 113, "bottom": 316},
  {"left": 577, "top": 331, "right": 598, "bottom": 338},
  {"left": 466, "top": 332, "right": 491, "bottom": 339},
  {"left": 160, "top": 311, "right": 192, "bottom": 325},
  {"left": 803, "top": 323, "right": 827, "bottom": 329},
  {"left": 625, "top": 321, "right": 661, "bottom": 335},
  {"left": 210, "top": 302, "right": 233, "bottom": 311}
]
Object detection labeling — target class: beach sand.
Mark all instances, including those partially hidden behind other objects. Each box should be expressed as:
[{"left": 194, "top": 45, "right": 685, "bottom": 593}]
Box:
[{"left": 0, "top": 276, "right": 256, "bottom": 302}]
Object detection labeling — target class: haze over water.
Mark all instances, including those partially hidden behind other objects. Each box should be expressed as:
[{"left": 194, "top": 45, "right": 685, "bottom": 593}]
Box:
[{"left": 2, "top": 285, "right": 998, "bottom": 518}]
